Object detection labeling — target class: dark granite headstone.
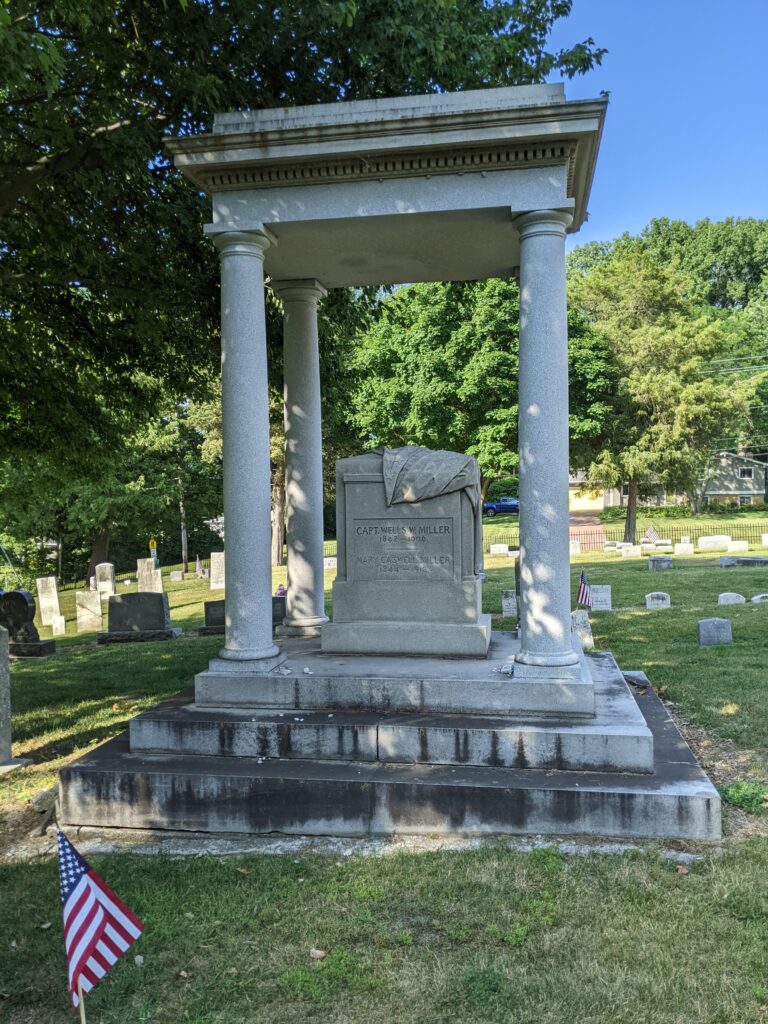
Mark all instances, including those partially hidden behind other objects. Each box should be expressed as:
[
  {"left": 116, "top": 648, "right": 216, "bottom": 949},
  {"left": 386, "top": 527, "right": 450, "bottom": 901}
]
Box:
[
  {"left": 0, "top": 590, "right": 55, "bottom": 657},
  {"left": 98, "top": 593, "right": 180, "bottom": 644},
  {"left": 719, "top": 556, "right": 768, "bottom": 568},
  {"left": 199, "top": 596, "right": 287, "bottom": 636}
]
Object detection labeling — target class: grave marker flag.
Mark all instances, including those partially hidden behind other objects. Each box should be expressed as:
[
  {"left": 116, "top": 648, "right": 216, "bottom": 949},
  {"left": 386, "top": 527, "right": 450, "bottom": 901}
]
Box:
[
  {"left": 645, "top": 523, "right": 661, "bottom": 544},
  {"left": 577, "top": 570, "right": 592, "bottom": 609},
  {"left": 57, "top": 829, "right": 143, "bottom": 1016}
]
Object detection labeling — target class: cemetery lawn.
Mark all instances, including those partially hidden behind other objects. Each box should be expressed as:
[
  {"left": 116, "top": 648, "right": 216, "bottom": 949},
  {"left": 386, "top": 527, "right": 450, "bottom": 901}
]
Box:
[{"left": 3, "top": 553, "right": 768, "bottom": 1022}]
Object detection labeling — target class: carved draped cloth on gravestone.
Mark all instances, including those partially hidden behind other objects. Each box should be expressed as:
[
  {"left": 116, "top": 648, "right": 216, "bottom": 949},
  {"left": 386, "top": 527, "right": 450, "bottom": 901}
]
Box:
[
  {"left": 321, "top": 446, "right": 490, "bottom": 657},
  {"left": 0, "top": 590, "right": 41, "bottom": 644}
]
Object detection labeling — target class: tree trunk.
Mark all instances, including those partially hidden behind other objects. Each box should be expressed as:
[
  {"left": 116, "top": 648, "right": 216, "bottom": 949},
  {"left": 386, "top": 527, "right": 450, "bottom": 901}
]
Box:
[
  {"left": 179, "top": 492, "right": 189, "bottom": 573},
  {"left": 87, "top": 531, "right": 110, "bottom": 581},
  {"left": 271, "top": 464, "right": 286, "bottom": 567},
  {"left": 57, "top": 533, "right": 63, "bottom": 583},
  {"left": 624, "top": 479, "right": 639, "bottom": 544},
  {"left": 480, "top": 476, "right": 491, "bottom": 503}
]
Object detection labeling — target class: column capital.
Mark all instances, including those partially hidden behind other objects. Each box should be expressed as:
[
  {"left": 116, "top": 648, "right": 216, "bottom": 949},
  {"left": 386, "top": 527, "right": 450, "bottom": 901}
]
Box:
[
  {"left": 270, "top": 278, "right": 327, "bottom": 303},
  {"left": 514, "top": 209, "right": 573, "bottom": 241},
  {"left": 211, "top": 229, "right": 274, "bottom": 260}
]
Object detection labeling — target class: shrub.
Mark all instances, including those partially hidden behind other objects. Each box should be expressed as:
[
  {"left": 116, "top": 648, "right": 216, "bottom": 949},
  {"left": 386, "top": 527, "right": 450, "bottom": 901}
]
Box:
[
  {"left": 487, "top": 476, "right": 518, "bottom": 500},
  {"left": 720, "top": 781, "right": 768, "bottom": 815}
]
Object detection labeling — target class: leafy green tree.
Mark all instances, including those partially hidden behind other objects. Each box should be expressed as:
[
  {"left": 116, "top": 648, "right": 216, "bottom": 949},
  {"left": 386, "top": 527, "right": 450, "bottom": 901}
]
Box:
[
  {"left": 570, "top": 250, "right": 752, "bottom": 539},
  {"left": 0, "top": 0, "right": 605, "bottom": 463}
]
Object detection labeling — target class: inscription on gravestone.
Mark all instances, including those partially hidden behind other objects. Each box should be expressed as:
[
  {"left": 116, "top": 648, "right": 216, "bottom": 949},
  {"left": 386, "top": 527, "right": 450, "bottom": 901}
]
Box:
[
  {"left": 718, "top": 592, "right": 745, "bottom": 605},
  {"left": 35, "top": 577, "right": 60, "bottom": 626},
  {"left": 590, "top": 585, "right": 612, "bottom": 611},
  {"left": 698, "top": 618, "right": 732, "bottom": 645},
  {"left": 353, "top": 519, "right": 454, "bottom": 582},
  {"left": 210, "top": 552, "right": 225, "bottom": 590},
  {"left": 501, "top": 590, "right": 517, "bottom": 617},
  {"left": 646, "top": 592, "right": 671, "bottom": 609}
]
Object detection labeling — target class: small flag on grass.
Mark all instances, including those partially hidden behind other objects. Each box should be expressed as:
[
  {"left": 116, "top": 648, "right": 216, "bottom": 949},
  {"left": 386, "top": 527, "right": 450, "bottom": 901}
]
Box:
[
  {"left": 645, "top": 523, "right": 661, "bottom": 543},
  {"left": 57, "top": 828, "right": 143, "bottom": 1015},
  {"left": 577, "top": 570, "right": 592, "bottom": 609}
]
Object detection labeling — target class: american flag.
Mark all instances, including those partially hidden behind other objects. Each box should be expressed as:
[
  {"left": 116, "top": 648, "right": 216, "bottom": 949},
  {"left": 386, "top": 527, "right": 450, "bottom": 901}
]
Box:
[
  {"left": 57, "top": 829, "right": 143, "bottom": 1011},
  {"left": 645, "top": 523, "right": 661, "bottom": 543},
  {"left": 577, "top": 570, "right": 592, "bottom": 608}
]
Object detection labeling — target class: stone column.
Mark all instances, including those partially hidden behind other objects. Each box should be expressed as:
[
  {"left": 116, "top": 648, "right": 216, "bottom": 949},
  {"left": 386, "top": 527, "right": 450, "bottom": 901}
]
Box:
[
  {"left": 1, "top": 625, "right": 31, "bottom": 775},
  {"left": 215, "top": 231, "right": 284, "bottom": 668},
  {"left": 272, "top": 280, "right": 329, "bottom": 636},
  {"left": 514, "top": 210, "right": 580, "bottom": 679}
]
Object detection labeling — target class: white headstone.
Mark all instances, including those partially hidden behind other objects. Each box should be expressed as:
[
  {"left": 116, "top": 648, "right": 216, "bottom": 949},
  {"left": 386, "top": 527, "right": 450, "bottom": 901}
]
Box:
[
  {"left": 727, "top": 540, "right": 749, "bottom": 553},
  {"left": 590, "top": 585, "right": 612, "bottom": 611},
  {"left": 170, "top": 570, "right": 184, "bottom": 582},
  {"left": 571, "top": 609, "right": 594, "bottom": 649},
  {"left": 51, "top": 614, "right": 66, "bottom": 637},
  {"left": 648, "top": 556, "right": 673, "bottom": 571},
  {"left": 681, "top": 535, "right": 691, "bottom": 544},
  {"left": 674, "top": 543, "right": 695, "bottom": 556},
  {"left": 569, "top": 540, "right": 581, "bottom": 556},
  {"left": 489, "top": 543, "right": 509, "bottom": 555},
  {"left": 621, "top": 545, "right": 642, "bottom": 558},
  {"left": 323, "top": 556, "right": 338, "bottom": 570},
  {"left": 698, "top": 618, "right": 732, "bottom": 646},
  {"left": 646, "top": 592, "right": 671, "bottom": 609},
  {"left": 751, "top": 594, "right": 768, "bottom": 603},
  {"left": 76, "top": 591, "right": 102, "bottom": 632},
  {"left": 762, "top": 533, "right": 768, "bottom": 548},
  {"left": 209, "top": 552, "right": 225, "bottom": 590},
  {"left": 697, "top": 535, "right": 731, "bottom": 551},
  {"left": 136, "top": 557, "right": 158, "bottom": 592},
  {"left": 718, "top": 592, "right": 745, "bottom": 605},
  {"left": 95, "top": 563, "right": 116, "bottom": 600},
  {"left": 654, "top": 539, "right": 673, "bottom": 548},
  {"left": 35, "top": 576, "right": 60, "bottom": 626},
  {"left": 501, "top": 590, "right": 518, "bottom": 617}
]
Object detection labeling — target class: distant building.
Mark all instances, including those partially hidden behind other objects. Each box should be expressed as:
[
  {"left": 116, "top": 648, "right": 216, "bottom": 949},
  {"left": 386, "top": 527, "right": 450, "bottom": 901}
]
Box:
[{"left": 702, "top": 453, "right": 767, "bottom": 507}]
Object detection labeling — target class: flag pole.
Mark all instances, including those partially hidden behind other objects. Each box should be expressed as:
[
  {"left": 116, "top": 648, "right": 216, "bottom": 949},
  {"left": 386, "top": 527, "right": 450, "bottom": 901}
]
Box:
[{"left": 77, "top": 979, "right": 87, "bottom": 1024}]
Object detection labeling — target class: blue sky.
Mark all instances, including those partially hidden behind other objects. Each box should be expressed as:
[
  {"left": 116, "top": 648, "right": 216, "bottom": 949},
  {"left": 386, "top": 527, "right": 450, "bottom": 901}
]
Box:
[{"left": 547, "top": 0, "right": 768, "bottom": 247}]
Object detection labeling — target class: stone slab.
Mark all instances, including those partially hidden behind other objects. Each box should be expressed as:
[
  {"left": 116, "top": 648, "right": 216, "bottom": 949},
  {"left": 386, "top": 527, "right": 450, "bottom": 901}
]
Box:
[
  {"left": 323, "top": 557, "right": 337, "bottom": 570},
  {"left": 501, "top": 590, "right": 517, "bottom": 617},
  {"left": 570, "top": 610, "right": 594, "bottom": 650},
  {"left": 727, "top": 541, "right": 749, "bottom": 553},
  {"left": 95, "top": 563, "right": 116, "bottom": 599},
  {"left": 59, "top": 654, "right": 721, "bottom": 841},
  {"left": 76, "top": 591, "right": 102, "bottom": 632},
  {"left": 489, "top": 544, "right": 509, "bottom": 555},
  {"left": 674, "top": 543, "right": 695, "bottom": 556},
  {"left": 51, "top": 614, "right": 66, "bottom": 637},
  {"left": 210, "top": 552, "right": 225, "bottom": 590},
  {"left": 35, "top": 576, "right": 60, "bottom": 626},
  {"left": 9, "top": 640, "right": 55, "bottom": 657},
  {"left": 170, "top": 571, "right": 184, "bottom": 582},
  {"left": 698, "top": 535, "right": 731, "bottom": 551},
  {"left": 621, "top": 546, "right": 642, "bottom": 557},
  {"left": 763, "top": 533, "right": 768, "bottom": 547},
  {"left": 718, "top": 592, "right": 745, "bottom": 605},
  {"left": 648, "top": 556, "right": 672, "bottom": 571},
  {"left": 646, "top": 592, "right": 671, "bottom": 610},
  {"left": 698, "top": 618, "right": 732, "bottom": 646},
  {"left": 590, "top": 585, "right": 612, "bottom": 611},
  {"left": 719, "top": 556, "right": 768, "bottom": 568},
  {"left": 569, "top": 540, "right": 581, "bottom": 556},
  {"left": 321, "top": 615, "right": 492, "bottom": 658},
  {"left": 201, "top": 597, "right": 288, "bottom": 636},
  {"left": 107, "top": 592, "right": 172, "bottom": 632},
  {"left": 97, "top": 629, "right": 181, "bottom": 645},
  {"left": 132, "top": 656, "right": 653, "bottom": 773},
  {"left": 751, "top": 594, "right": 768, "bottom": 603},
  {"left": 195, "top": 632, "right": 596, "bottom": 717},
  {"left": 0, "top": 626, "right": 11, "bottom": 762}
]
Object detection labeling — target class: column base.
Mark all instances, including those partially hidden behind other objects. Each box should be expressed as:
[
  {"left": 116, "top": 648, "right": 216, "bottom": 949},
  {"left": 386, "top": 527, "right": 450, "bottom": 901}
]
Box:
[
  {"left": 215, "top": 645, "right": 287, "bottom": 671},
  {"left": 514, "top": 649, "right": 584, "bottom": 682},
  {"left": 0, "top": 757, "right": 32, "bottom": 776},
  {"left": 276, "top": 616, "right": 329, "bottom": 639}
]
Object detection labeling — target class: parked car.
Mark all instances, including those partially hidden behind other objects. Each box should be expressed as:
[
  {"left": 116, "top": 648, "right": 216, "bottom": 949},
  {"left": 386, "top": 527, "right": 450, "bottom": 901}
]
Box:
[{"left": 482, "top": 496, "right": 519, "bottom": 517}]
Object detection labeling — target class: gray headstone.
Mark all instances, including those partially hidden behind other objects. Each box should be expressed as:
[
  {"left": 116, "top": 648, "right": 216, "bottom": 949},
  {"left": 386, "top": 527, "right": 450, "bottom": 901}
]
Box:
[
  {"left": 674, "top": 543, "right": 695, "bottom": 556},
  {"left": 204, "top": 599, "right": 225, "bottom": 629},
  {"left": 698, "top": 618, "right": 732, "bottom": 646},
  {"left": 621, "top": 545, "right": 642, "bottom": 558},
  {"left": 169, "top": 571, "right": 184, "bottom": 582},
  {"left": 590, "top": 585, "right": 612, "bottom": 611},
  {"left": 95, "top": 562, "right": 116, "bottom": 600},
  {"left": 0, "top": 626, "right": 11, "bottom": 762},
  {"left": 571, "top": 609, "right": 594, "bottom": 649},
  {"left": 697, "top": 535, "right": 731, "bottom": 551},
  {"left": 751, "top": 594, "right": 768, "bottom": 603},
  {"left": 718, "top": 592, "right": 745, "bottom": 605},
  {"left": 76, "top": 591, "right": 102, "bottom": 632},
  {"left": 719, "top": 556, "right": 768, "bottom": 568},
  {"left": 648, "top": 556, "right": 673, "bottom": 571},
  {"left": 210, "top": 551, "right": 225, "bottom": 590},
  {"left": 107, "top": 592, "right": 173, "bottom": 633},
  {"left": 35, "top": 576, "right": 60, "bottom": 626},
  {"left": 136, "top": 557, "right": 157, "bottom": 591},
  {"left": 645, "top": 592, "right": 671, "bottom": 609},
  {"left": 501, "top": 589, "right": 517, "bottom": 617},
  {"left": 569, "top": 540, "right": 581, "bottom": 556}
]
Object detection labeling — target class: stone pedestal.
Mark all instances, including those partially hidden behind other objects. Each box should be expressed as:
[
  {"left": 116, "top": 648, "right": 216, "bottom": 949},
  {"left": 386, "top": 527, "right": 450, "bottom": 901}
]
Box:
[{"left": 0, "top": 626, "right": 32, "bottom": 775}]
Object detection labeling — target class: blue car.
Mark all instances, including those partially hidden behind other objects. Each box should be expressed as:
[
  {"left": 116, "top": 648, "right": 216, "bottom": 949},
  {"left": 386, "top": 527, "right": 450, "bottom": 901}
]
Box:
[{"left": 482, "top": 496, "right": 519, "bottom": 517}]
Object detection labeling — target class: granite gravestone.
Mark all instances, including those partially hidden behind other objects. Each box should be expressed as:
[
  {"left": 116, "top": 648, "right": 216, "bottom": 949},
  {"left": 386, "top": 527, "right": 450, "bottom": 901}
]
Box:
[
  {"left": 698, "top": 618, "right": 732, "bottom": 645},
  {"left": 170, "top": 571, "right": 184, "bottom": 582},
  {"left": 698, "top": 535, "right": 731, "bottom": 551},
  {"left": 95, "top": 563, "right": 116, "bottom": 600},
  {"left": 674, "top": 543, "right": 695, "bottom": 556},
  {"left": 570, "top": 609, "right": 594, "bottom": 648},
  {"left": 210, "top": 552, "right": 225, "bottom": 590},
  {"left": 200, "top": 596, "right": 287, "bottom": 636},
  {"left": 646, "top": 592, "right": 671, "bottom": 610},
  {"left": 0, "top": 590, "right": 55, "bottom": 656},
  {"left": 719, "top": 556, "right": 768, "bottom": 568},
  {"left": 763, "top": 533, "right": 768, "bottom": 548},
  {"left": 75, "top": 591, "right": 102, "bottom": 632},
  {"left": 321, "top": 447, "right": 490, "bottom": 657},
  {"left": 649, "top": 556, "right": 673, "bottom": 571},
  {"left": 35, "top": 576, "right": 60, "bottom": 626},
  {"left": 718, "top": 592, "right": 745, "bottom": 605},
  {"left": 621, "top": 545, "right": 642, "bottom": 558},
  {"left": 501, "top": 589, "right": 517, "bottom": 617},
  {"left": 727, "top": 541, "right": 750, "bottom": 553},
  {"left": 751, "top": 594, "right": 768, "bottom": 603},
  {"left": 0, "top": 625, "right": 31, "bottom": 774},
  {"left": 98, "top": 593, "right": 180, "bottom": 644},
  {"left": 569, "top": 540, "right": 581, "bottom": 556},
  {"left": 590, "top": 585, "right": 612, "bottom": 611},
  {"left": 489, "top": 544, "right": 509, "bottom": 555}
]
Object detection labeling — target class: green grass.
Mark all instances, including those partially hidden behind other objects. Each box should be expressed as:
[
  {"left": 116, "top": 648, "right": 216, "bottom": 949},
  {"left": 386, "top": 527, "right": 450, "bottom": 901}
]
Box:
[
  {"left": 4, "top": 843, "right": 768, "bottom": 1022},
  {"left": 4, "top": 553, "right": 768, "bottom": 1022}
]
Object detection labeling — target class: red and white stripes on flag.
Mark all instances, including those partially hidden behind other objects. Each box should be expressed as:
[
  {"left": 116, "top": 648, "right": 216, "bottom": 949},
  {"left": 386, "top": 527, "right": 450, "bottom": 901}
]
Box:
[
  {"left": 645, "top": 523, "right": 661, "bottom": 544},
  {"left": 57, "top": 829, "right": 143, "bottom": 1010},
  {"left": 577, "top": 570, "right": 592, "bottom": 608}
]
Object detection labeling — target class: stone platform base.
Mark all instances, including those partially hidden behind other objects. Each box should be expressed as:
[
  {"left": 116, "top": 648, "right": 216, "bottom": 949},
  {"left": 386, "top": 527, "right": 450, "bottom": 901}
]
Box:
[
  {"left": 59, "top": 651, "right": 720, "bottom": 841},
  {"left": 321, "top": 614, "right": 492, "bottom": 658},
  {"left": 9, "top": 640, "right": 55, "bottom": 657},
  {"left": 198, "top": 625, "right": 224, "bottom": 637},
  {"left": 0, "top": 757, "right": 32, "bottom": 776},
  {"left": 97, "top": 629, "right": 181, "bottom": 645}
]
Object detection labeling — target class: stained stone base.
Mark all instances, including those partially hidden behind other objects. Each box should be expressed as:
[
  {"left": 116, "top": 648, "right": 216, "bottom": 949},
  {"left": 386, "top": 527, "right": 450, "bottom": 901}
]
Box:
[
  {"left": 97, "top": 629, "right": 181, "bottom": 645},
  {"left": 0, "top": 757, "right": 33, "bottom": 776},
  {"left": 9, "top": 640, "right": 55, "bottom": 657},
  {"left": 321, "top": 614, "right": 492, "bottom": 658}
]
